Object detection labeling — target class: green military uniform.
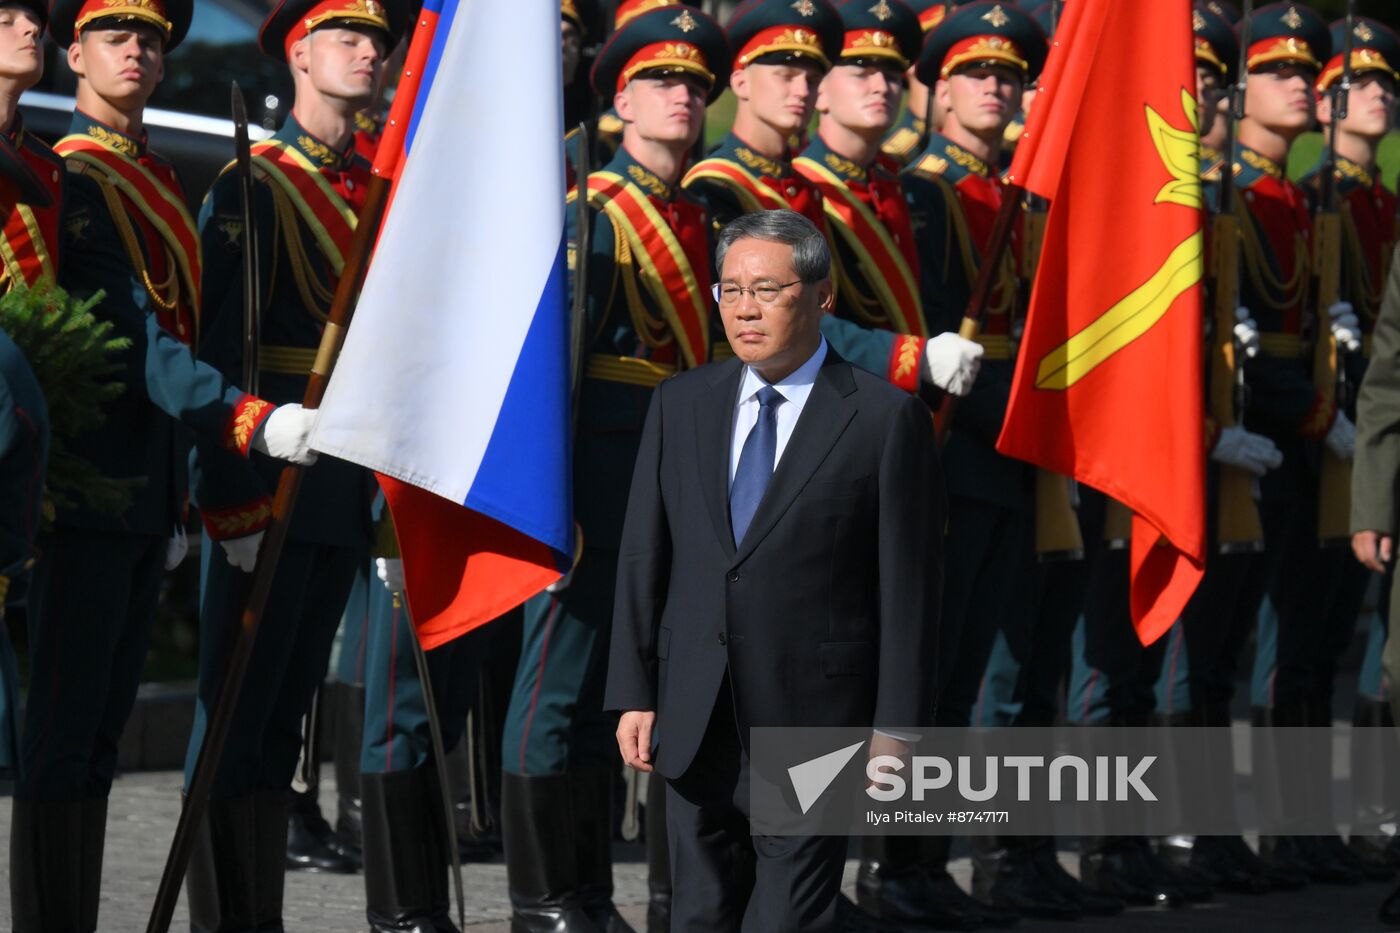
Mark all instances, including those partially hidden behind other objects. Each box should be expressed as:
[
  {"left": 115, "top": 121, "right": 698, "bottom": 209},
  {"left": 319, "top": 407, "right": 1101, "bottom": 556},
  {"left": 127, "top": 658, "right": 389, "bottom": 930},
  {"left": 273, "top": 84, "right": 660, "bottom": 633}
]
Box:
[
  {"left": 10, "top": 0, "right": 315, "bottom": 928},
  {"left": 501, "top": 8, "right": 728, "bottom": 932},
  {"left": 180, "top": 0, "right": 407, "bottom": 927}
]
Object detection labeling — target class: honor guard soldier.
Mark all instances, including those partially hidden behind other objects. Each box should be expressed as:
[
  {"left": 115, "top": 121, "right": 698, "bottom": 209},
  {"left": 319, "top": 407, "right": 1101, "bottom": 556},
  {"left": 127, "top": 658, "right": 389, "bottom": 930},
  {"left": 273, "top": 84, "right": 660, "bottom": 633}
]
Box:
[
  {"left": 1223, "top": 2, "right": 1359, "bottom": 886},
  {"left": 888, "top": 4, "right": 1107, "bottom": 925},
  {"left": 500, "top": 9, "right": 728, "bottom": 932},
  {"left": 1142, "top": 2, "right": 1293, "bottom": 896},
  {"left": 879, "top": 0, "right": 977, "bottom": 167},
  {"left": 792, "top": 0, "right": 984, "bottom": 402},
  {"left": 1232, "top": 1, "right": 1360, "bottom": 885},
  {"left": 681, "top": 0, "right": 841, "bottom": 250},
  {"left": 181, "top": 0, "right": 407, "bottom": 927},
  {"left": 592, "top": 0, "right": 696, "bottom": 165},
  {"left": 10, "top": 0, "right": 324, "bottom": 928},
  {"left": 1296, "top": 12, "right": 1398, "bottom": 880}
]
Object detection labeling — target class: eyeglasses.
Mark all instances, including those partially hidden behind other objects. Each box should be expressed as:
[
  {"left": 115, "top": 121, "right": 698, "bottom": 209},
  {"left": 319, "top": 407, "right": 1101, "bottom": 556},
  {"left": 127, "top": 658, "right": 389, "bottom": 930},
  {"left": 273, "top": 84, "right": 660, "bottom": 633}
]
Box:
[{"left": 712, "top": 281, "right": 803, "bottom": 306}]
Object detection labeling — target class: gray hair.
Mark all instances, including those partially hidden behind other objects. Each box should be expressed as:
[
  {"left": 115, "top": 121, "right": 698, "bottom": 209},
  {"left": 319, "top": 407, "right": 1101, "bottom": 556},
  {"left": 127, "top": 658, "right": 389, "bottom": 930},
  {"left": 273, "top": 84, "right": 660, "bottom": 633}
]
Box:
[{"left": 714, "top": 209, "right": 831, "bottom": 283}]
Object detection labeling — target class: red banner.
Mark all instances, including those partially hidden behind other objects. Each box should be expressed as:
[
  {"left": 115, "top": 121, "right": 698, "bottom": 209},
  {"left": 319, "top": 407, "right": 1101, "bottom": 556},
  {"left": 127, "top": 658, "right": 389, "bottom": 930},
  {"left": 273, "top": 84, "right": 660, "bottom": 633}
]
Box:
[{"left": 996, "top": 0, "right": 1205, "bottom": 645}]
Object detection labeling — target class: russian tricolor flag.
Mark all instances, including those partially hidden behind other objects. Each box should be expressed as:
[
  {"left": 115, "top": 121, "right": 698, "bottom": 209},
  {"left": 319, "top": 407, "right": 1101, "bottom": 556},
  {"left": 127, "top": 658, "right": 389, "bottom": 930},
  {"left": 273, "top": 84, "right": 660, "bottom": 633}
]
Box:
[{"left": 312, "top": 0, "right": 572, "bottom": 649}]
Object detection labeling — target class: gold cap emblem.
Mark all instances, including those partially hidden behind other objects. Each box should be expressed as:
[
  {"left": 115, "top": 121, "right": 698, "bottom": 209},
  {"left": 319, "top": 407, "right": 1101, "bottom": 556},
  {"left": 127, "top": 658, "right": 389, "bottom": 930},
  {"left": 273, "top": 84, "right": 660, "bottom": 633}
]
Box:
[
  {"left": 1355, "top": 21, "right": 1374, "bottom": 42},
  {"left": 1280, "top": 6, "right": 1303, "bottom": 30},
  {"left": 791, "top": 0, "right": 816, "bottom": 16},
  {"left": 869, "top": 0, "right": 892, "bottom": 23},
  {"left": 672, "top": 9, "right": 697, "bottom": 31},
  {"left": 1192, "top": 10, "right": 1206, "bottom": 32},
  {"left": 982, "top": 4, "right": 1010, "bottom": 28}
]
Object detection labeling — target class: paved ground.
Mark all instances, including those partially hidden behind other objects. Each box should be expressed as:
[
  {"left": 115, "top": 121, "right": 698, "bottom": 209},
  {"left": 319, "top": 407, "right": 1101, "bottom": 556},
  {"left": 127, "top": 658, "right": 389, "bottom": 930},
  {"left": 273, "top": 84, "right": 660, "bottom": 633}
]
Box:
[{"left": 1, "top": 767, "right": 1397, "bottom": 932}]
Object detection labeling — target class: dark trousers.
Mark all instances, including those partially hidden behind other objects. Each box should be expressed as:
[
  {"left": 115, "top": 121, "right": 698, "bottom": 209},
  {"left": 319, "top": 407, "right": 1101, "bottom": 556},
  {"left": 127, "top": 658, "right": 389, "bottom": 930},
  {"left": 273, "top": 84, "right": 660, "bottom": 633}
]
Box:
[
  {"left": 19, "top": 528, "right": 164, "bottom": 800},
  {"left": 936, "top": 496, "right": 1034, "bottom": 727},
  {"left": 503, "top": 546, "right": 618, "bottom": 775},
  {"left": 360, "top": 562, "right": 482, "bottom": 774},
  {"left": 1254, "top": 459, "right": 1335, "bottom": 710},
  {"left": 184, "top": 534, "right": 360, "bottom": 799},
  {"left": 1070, "top": 491, "right": 1164, "bottom": 721},
  {"left": 1177, "top": 551, "right": 1264, "bottom": 710},
  {"left": 666, "top": 682, "right": 846, "bottom": 933}
]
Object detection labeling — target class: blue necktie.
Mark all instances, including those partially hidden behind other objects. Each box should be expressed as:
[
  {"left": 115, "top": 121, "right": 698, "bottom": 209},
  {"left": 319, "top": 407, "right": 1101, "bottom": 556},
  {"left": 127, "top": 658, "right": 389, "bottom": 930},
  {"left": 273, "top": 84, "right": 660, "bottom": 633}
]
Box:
[{"left": 731, "top": 385, "right": 785, "bottom": 546}]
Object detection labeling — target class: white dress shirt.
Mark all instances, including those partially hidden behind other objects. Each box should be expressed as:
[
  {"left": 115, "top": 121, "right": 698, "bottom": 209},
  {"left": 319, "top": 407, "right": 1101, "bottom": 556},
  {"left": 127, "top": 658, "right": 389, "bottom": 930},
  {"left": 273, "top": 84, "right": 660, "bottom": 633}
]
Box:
[{"left": 728, "top": 337, "right": 829, "bottom": 489}]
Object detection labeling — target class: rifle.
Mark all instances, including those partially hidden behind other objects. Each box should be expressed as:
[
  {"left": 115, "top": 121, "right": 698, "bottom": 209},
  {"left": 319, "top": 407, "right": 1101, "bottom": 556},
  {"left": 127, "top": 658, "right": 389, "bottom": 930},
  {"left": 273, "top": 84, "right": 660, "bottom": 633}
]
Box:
[
  {"left": 934, "top": 185, "right": 1024, "bottom": 447},
  {"left": 1211, "top": 0, "right": 1264, "bottom": 553},
  {"left": 570, "top": 121, "right": 592, "bottom": 415},
  {"left": 1313, "top": 0, "right": 1358, "bottom": 547},
  {"left": 231, "top": 83, "right": 260, "bottom": 396}
]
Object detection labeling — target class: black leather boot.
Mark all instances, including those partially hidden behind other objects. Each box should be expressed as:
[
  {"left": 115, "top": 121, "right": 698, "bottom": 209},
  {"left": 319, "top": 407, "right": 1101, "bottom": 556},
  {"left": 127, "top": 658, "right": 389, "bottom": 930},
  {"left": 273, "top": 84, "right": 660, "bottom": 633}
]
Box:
[
  {"left": 10, "top": 797, "right": 105, "bottom": 932},
  {"left": 1381, "top": 876, "right": 1400, "bottom": 925},
  {"left": 1079, "top": 836, "right": 1174, "bottom": 906},
  {"left": 502, "top": 771, "right": 600, "bottom": 932},
  {"left": 856, "top": 835, "right": 1010, "bottom": 929},
  {"left": 644, "top": 778, "right": 671, "bottom": 933},
  {"left": 288, "top": 786, "right": 358, "bottom": 873},
  {"left": 361, "top": 766, "right": 459, "bottom": 933},
  {"left": 572, "top": 770, "right": 635, "bottom": 933},
  {"left": 334, "top": 681, "right": 367, "bottom": 859},
  {"left": 187, "top": 796, "right": 260, "bottom": 933},
  {"left": 255, "top": 791, "right": 290, "bottom": 931},
  {"left": 970, "top": 836, "right": 1079, "bottom": 920},
  {"left": 1024, "top": 836, "right": 1122, "bottom": 915}
]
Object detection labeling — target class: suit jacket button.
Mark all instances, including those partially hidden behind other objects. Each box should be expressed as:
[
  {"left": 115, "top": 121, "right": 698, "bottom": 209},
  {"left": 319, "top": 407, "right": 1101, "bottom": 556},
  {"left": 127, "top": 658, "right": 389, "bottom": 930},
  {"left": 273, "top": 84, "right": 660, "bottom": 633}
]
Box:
[
  {"left": 727, "top": 570, "right": 740, "bottom": 582},
  {"left": 717, "top": 632, "right": 728, "bottom": 646}
]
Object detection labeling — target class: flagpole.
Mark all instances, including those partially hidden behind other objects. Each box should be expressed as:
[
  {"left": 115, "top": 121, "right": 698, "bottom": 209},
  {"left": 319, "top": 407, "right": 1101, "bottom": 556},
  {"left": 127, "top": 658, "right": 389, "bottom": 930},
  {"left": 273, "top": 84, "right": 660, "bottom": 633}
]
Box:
[
  {"left": 145, "top": 172, "right": 391, "bottom": 933},
  {"left": 934, "top": 183, "right": 1025, "bottom": 447}
]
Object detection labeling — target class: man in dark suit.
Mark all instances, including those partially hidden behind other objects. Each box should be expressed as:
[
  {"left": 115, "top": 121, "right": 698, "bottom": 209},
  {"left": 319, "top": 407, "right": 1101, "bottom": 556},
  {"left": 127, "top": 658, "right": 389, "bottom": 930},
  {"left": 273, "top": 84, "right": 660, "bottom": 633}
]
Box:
[{"left": 605, "top": 208, "right": 943, "bottom": 932}]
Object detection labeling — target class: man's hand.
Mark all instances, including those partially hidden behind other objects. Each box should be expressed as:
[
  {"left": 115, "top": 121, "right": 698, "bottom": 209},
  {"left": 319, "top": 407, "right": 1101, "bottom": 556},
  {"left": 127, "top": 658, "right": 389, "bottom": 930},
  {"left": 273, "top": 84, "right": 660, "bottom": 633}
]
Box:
[
  {"left": 617, "top": 710, "right": 657, "bottom": 772},
  {"left": 252, "top": 404, "right": 320, "bottom": 465},
  {"left": 1326, "top": 412, "right": 1356, "bottom": 460},
  {"left": 220, "top": 531, "right": 264, "bottom": 573},
  {"left": 922, "top": 333, "right": 984, "bottom": 397},
  {"left": 1233, "top": 306, "right": 1261, "bottom": 359},
  {"left": 164, "top": 526, "right": 189, "bottom": 571},
  {"left": 376, "top": 557, "right": 404, "bottom": 594},
  {"left": 1353, "top": 530, "right": 1394, "bottom": 573},
  {"left": 1328, "top": 301, "right": 1362, "bottom": 353},
  {"left": 867, "top": 731, "right": 912, "bottom": 786},
  {"left": 1210, "top": 425, "right": 1283, "bottom": 476}
]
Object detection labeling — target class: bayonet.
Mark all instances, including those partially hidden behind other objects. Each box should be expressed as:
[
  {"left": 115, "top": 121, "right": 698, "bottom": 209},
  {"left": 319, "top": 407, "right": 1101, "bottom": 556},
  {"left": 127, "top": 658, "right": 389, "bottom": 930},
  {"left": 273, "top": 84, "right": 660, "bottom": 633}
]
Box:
[{"left": 231, "top": 83, "right": 261, "bottom": 396}]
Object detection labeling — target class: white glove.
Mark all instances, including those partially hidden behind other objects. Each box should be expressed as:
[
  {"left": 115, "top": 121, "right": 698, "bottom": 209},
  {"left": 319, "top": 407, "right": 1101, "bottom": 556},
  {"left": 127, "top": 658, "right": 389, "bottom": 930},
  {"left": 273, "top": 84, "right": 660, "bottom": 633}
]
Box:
[
  {"left": 252, "top": 404, "right": 319, "bottom": 465},
  {"left": 164, "top": 526, "right": 189, "bottom": 570},
  {"left": 376, "top": 557, "right": 404, "bottom": 594},
  {"left": 1328, "top": 301, "right": 1361, "bottom": 353},
  {"left": 1233, "top": 306, "right": 1260, "bottom": 359},
  {"left": 1210, "top": 425, "right": 1283, "bottom": 476},
  {"left": 922, "top": 333, "right": 984, "bottom": 397},
  {"left": 1325, "top": 411, "right": 1356, "bottom": 460},
  {"left": 220, "top": 531, "right": 264, "bottom": 573}
]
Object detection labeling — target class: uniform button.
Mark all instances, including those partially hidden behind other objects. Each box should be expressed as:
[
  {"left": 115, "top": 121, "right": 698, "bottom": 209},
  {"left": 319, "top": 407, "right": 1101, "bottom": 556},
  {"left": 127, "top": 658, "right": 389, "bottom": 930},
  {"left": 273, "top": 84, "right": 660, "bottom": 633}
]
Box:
[
  {"left": 786, "top": 186, "right": 798, "bottom": 197},
  {"left": 346, "top": 178, "right": 355, "bottom": 191},
  {"left": 717, "top": 632, "right": 728, "bottom": 646},
  {"left": 727, "top": 570, "right": 740, "bottom": 582}
]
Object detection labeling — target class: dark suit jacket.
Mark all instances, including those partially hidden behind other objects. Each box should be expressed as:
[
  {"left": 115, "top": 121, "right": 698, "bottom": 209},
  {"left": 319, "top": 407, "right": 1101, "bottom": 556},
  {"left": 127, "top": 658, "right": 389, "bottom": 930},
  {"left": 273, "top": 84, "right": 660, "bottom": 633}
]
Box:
[{"left": 604, "top": 349, "right": 944, "bottom": 780}]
